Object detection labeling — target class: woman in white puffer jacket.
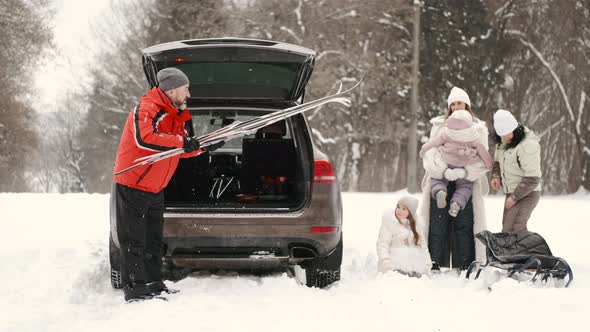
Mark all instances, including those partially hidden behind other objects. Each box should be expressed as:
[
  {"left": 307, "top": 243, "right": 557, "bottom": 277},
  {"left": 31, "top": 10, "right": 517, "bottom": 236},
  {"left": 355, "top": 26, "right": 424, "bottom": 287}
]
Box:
[{"left": 376, "top": 196, "right": 432, "bottom": 276}]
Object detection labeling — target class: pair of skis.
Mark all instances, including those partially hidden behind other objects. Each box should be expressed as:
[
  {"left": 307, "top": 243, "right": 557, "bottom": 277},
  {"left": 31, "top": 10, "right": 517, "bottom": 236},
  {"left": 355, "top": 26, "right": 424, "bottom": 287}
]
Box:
[{"left": 115, "top": 80, "right": 360, "bottom": 175}]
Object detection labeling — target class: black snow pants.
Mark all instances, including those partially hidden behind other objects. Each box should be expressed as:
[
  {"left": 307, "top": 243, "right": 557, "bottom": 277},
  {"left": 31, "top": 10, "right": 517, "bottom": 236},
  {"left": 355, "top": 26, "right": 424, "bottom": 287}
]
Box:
[
  {"left": 115, "top": 183, "right": 165, "bottom": 288},
  {"left": 428, "top": 182, "right": 475, "bottom": 269}
]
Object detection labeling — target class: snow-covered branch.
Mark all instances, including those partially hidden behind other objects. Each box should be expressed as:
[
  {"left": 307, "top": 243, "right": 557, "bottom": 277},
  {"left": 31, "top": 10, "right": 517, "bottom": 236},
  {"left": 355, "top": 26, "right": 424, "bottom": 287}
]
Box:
[
  {"left": 294, "top": 0, "right": 305, "bottom": 35},
  {"left": 494, "top": 1, "right": 514, "bottom": 17},
  {"left": 326, "top": 5, "right": 360, "bottom": 20},
  {"left": 507, "top": 30, "right": 575, "bottom": 125},
  {"left": 537, "top": 116, "right": 564, "bottom": 139},
  {"left": 279, "top": 26, "right": 302, "bottom": 43},
  {"left": 332, "top": 9, "right": 357, "bottom": 20},
  {"left": 311, "top": 128, "right": 336, "bottom": 144},
  {"left": 578, "top": 91, "right": 586, "bottom": 136},
  {"left": 315, "top": 50, "right": 362, "bottom": 72},
  {"left": 316, "top": 50, "right": 345, "bottom": 60},
  {"left": 377, "top": 18, "right": 410, "bottom": 36}
]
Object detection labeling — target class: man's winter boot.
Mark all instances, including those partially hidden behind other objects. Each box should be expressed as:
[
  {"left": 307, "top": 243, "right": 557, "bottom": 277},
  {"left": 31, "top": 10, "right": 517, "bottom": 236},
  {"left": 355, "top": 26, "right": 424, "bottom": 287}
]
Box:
[
  {"left": 147, "top": 280, "right": 179, "bottom": 295},
  {"left": 126, "top": 293, "right": 168, "bottom": 303},
  {"left": 436, "top": 190, "right": 447, "bottom": 209},
  {"left": 162, "top": 287, "right": 180, "bottom": 294},
  {"left": 124, "top": 283, "right": 162, "bottom": 302},
  {"left": 448, "top": 201, "right": 461, "bottom": 217}
]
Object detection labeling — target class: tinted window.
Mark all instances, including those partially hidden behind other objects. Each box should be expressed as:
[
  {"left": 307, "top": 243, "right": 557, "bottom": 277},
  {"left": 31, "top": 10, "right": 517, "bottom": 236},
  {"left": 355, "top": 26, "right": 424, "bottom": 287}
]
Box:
[{"left": 173, "top": 62, "right": 302, "bottom": 100}]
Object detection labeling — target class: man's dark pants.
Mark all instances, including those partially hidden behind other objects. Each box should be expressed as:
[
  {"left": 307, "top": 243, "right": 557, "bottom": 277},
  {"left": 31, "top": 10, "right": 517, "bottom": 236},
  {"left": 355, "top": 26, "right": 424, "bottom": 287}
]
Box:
[{"left": 115, "top": 183, "right": 164, "bottom": 295}]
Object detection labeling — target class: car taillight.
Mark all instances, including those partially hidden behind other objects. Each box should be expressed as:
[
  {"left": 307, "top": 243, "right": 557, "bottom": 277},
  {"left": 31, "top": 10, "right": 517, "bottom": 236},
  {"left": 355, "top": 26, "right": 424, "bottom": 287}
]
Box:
[
  {"left": 313, "top": 159, "right": 336, "bottom": 183},
  {"left": 310, "top": 226, "right": 337, "bottom": 233}
]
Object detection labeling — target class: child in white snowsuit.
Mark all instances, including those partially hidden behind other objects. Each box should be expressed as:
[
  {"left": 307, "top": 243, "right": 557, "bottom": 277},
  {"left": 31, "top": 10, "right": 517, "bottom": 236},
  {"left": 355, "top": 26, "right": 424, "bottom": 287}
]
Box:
[
  {"left": 419, "top": 109, "right": 493, "bottom": 217},
  {"left": 376, "top": 196, "right": 432, "bottom": 276}
]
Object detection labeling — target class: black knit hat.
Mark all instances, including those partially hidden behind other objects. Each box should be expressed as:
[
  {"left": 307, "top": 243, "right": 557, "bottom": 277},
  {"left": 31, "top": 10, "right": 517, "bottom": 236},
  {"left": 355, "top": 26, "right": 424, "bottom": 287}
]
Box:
[{"left": 157, "top": 67, "right": 189, "bottom": 91}]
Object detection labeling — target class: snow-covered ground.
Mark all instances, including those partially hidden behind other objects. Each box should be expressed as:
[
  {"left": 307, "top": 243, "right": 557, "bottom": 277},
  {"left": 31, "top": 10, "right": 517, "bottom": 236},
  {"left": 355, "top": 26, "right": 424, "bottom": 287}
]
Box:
[{"left": 1, "top": 192, "right": 588, "bottom": 332}]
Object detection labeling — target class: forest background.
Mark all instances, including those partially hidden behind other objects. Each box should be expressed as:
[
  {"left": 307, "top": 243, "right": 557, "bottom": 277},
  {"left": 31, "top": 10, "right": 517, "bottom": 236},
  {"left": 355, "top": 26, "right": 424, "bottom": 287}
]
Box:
[{"left": 1, "top": 0, "right": 588, "bottom": 194}]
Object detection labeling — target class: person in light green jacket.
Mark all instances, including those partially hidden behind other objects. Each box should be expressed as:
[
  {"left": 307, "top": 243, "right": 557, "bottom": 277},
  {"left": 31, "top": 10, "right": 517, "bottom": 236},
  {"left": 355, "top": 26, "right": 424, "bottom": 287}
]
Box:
[{"left": 490, "top": 110, "right": 542, "bottom": 233}]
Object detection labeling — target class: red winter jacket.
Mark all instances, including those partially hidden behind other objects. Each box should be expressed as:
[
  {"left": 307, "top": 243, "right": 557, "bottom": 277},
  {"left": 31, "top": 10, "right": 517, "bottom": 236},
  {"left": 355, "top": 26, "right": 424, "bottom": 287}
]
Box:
[{"left": 113, "top": 87, "right": 201, "bottom": 193}]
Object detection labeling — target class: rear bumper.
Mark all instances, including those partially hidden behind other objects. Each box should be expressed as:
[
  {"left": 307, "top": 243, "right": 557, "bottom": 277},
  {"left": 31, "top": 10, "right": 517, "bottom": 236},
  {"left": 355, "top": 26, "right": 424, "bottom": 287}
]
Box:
[
  {"left": 160, "top": 182, "right": 342, "bottom": 269},
  {"left": 165, "top": 236, "right": 328, "bottom": 255},
  {"left": 163, "top": 235, "right": 339, "bottom": 268},
  {"left": 168, "top": 257, "right": 296, "bottom": 269}
]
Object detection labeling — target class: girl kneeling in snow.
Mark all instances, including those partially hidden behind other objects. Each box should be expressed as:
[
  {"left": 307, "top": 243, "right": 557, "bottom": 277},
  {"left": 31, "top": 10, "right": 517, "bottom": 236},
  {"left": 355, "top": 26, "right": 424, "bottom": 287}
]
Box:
[{"left": 376, "top": 196, "right": 432, "bottom": 276}]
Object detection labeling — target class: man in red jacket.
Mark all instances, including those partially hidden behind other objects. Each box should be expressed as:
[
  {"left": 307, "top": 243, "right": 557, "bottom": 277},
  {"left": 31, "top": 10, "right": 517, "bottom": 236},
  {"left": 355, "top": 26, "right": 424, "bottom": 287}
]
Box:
[{"left": 112, "top": 67, "right": 222, "bottom": 302}]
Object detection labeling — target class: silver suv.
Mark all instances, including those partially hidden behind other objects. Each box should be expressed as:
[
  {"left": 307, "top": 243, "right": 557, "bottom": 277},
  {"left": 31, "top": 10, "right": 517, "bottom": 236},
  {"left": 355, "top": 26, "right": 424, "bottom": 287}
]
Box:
[{"left": 110, "top": 38, "right": 343, "bottom": 288}]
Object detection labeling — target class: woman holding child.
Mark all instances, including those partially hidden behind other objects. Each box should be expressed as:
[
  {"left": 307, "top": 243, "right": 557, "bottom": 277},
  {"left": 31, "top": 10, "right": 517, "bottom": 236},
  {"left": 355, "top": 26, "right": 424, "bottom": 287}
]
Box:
[
  {"left": 377, "top": 90, "right": 541, "bottom": 277},
  {"left": 420, "top": 87, "right": 489, "bottom": 271}
]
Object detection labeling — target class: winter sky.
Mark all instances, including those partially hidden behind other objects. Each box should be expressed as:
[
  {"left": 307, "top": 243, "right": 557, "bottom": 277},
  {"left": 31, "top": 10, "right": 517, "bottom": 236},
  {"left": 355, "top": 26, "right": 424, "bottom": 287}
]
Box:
[{"left": 34, "top": 0, "right": 112, "bottom": 110}]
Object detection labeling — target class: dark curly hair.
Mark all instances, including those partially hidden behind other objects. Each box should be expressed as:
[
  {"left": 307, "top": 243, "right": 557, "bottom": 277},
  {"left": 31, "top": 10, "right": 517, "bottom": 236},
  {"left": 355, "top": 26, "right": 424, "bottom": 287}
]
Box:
[{"left": 495, "top": 124, "right": 526, "bottom": 149}]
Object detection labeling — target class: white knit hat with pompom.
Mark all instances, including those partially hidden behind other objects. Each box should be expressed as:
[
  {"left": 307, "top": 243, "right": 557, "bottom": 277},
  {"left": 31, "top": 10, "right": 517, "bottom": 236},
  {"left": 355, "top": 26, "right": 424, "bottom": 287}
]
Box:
[{"left": 447, "top": 87, "right": 471, "bottom": 108}]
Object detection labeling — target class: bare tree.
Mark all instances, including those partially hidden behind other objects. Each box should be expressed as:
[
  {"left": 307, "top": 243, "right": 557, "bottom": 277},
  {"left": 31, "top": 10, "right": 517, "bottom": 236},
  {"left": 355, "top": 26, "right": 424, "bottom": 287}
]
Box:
[
  {"left": 32, "top": 0, "right": 588, "bottom": 194},
  {"left": 493, "top": 0, "right": 590, "bottom": 193},
  {"left": 30, "top": 106, "right": 85, "bottom": 192},
  {"left": 0, "top": 0, "right": 52, "bottom": 191},
  {"left": 239, "top": 0, "right": 414, "bottom": 191},
  {"left": 407, "top": 1, "right": 422, "bottom": 193},
  {"left": 77, "top": 0, "right": 228, "bottom": 193}
]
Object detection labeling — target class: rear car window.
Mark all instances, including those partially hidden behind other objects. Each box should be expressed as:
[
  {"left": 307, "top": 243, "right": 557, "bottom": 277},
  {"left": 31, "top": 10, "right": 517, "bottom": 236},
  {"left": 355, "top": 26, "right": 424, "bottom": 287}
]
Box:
[{"left": 172, "top": 62, "right": 302, "bottom": 100}]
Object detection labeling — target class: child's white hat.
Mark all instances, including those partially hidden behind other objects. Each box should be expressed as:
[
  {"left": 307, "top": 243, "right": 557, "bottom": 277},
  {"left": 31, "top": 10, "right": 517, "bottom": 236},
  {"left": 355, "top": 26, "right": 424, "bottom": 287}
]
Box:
[
  {"left": 398, "top": 196, "right": 419, "bottom": 220},
  {"left": 447, "top": 86, "right": 471, "bottom": 108},
  {"left": 446, "top": 109, "right": 473, "bottom": 130}
]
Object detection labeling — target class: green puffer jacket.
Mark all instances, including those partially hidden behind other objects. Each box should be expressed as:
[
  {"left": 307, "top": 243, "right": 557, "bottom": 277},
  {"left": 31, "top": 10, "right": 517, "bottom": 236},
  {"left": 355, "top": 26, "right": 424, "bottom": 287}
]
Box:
[{"left": 493, "top": 127, "right": 542, "bottom": 194}]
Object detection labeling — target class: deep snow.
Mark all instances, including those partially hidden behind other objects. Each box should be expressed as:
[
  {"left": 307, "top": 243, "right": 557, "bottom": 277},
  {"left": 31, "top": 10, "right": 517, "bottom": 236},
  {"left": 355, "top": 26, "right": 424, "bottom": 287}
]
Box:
[{"left": 1, "top": 192, "right": 588, "bottom": 332}]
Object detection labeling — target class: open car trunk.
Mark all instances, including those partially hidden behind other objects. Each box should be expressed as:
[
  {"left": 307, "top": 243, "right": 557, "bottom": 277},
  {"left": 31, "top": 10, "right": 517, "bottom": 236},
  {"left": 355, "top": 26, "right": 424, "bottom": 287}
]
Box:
[
  {"left": 146, "top": 39, "right": 316, "bottom": 212},
  {"left": 163, "top": 108, "right": 312, "bottom": 212},
  {"left": 142, "top": 38, "right": 315, "bottom": 103}
]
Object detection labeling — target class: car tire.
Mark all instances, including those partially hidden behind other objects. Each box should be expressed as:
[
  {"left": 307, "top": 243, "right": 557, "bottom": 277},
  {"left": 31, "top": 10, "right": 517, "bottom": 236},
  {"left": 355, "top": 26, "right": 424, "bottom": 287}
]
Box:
[
  {"left": 303, "top": 235, "right": 342, "bottom": 288},
  {"left": 109, "top": 233, "right": 123, "bottom": 289}
]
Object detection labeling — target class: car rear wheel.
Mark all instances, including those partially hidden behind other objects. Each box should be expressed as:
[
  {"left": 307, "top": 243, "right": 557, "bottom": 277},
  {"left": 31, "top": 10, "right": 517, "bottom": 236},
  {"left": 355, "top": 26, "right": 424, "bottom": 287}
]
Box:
[
  {"left": 109, "top": 233, "right": 123, "bottom": 289},
  {"left": 303, "top": 235, "right": 342, "bottom": 288}
]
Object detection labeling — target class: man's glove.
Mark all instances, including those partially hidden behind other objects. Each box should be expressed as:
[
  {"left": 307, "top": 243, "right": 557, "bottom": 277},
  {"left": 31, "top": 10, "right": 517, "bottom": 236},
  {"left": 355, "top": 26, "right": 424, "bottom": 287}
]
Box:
[
  {"left": 203, "top": 141, "right": 225, "bottom": 152},
  {"left": 183, "top": 136, "right": 200, "bottom": 153}
]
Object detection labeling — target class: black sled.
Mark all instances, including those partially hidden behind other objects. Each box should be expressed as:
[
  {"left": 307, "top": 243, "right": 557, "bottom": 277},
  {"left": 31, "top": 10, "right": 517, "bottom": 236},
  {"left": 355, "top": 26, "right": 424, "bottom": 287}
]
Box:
[{"left": 466, "top": 230, "right": 573, "bottom": 287}]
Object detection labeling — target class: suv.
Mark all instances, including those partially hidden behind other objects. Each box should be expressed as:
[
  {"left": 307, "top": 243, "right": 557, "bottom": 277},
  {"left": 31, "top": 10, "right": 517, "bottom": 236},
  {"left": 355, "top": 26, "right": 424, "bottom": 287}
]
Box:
[{"left": 109, "top": 38, "right": 343, "bottom": 289}]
